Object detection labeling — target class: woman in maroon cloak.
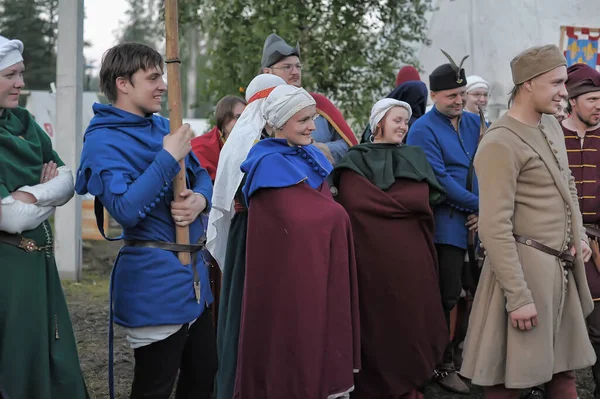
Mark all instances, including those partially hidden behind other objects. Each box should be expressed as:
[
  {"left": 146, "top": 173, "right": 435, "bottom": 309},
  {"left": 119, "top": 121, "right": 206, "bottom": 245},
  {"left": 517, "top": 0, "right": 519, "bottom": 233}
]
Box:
[
  {"left": 234, "top": 85, "right": 361, "bottom": 399},
  {"left": 332, "top": 99, "right": 448, "bottom": 399}
]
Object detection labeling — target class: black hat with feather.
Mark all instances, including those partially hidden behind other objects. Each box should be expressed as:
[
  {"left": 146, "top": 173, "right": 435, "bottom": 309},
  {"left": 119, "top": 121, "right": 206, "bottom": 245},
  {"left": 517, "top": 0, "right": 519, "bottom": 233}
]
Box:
[{"left": 429, "top": 49, "right": 469, "bottom": 91}]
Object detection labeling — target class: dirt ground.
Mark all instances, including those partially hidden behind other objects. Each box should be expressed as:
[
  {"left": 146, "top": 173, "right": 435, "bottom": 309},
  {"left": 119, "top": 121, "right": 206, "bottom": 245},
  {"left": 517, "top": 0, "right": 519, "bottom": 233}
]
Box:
[{"left": 63, "top": 240, "right": 597, "bottom": 399}]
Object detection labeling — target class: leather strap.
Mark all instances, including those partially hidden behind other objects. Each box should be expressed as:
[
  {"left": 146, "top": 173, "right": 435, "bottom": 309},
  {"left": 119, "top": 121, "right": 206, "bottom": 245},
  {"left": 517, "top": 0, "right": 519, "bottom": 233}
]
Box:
[
  {"left": 123, "top": 239, "right": 206, "bottom": 253},
  {"left": 0, "top": 231, "right": 49, "bottom": 252},
  {"left": 513, "top": 234, "right": 574, "bottom": 266},
  {"left": 585, "top": 224, "right": 600, "bottom": 240}
]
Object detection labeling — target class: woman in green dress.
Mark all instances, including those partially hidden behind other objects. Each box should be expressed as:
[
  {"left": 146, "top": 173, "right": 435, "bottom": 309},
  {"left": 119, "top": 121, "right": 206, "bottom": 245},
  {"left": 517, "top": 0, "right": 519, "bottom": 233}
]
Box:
[{"left": 0, "top": 35, "right": 88, "bottom": 398}]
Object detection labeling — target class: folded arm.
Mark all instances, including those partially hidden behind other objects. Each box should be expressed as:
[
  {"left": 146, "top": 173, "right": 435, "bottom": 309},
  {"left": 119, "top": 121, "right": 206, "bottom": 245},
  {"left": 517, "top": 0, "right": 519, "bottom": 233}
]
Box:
[
  {"left": 17, "top": 166, "right": 74, "bottom": 207},
  {"left": 0, "top": 195, "right": 55, "bottom": 234}
]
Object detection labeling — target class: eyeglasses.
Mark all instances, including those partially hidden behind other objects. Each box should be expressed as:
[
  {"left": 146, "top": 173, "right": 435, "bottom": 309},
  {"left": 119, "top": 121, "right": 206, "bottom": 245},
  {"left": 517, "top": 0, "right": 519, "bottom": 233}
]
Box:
[
  {"left": 469, "top": 92, "right": 489, "bottom": 98},
  {"left": 271, "top": 64, "right": 303, "bottom": 72}
]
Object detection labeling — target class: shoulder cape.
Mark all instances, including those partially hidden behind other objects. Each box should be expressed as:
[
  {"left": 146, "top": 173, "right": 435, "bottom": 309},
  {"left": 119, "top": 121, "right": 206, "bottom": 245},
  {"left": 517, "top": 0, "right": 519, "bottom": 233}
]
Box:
[{"left": 332, "top": 143, "right": 446, "bottom": 206}]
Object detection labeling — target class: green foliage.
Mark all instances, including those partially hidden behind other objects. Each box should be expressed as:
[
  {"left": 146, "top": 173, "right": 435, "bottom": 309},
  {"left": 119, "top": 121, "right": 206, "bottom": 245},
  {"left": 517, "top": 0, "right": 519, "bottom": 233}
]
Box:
[
  {"left": 193, "top": 0, "right": 433, "bottom": 129},
  {"left": 119, "top": 0, "right": 161, "bottom": 46},
  {"left": 0, "top": 0, "right": 59, "bottom": 90}
]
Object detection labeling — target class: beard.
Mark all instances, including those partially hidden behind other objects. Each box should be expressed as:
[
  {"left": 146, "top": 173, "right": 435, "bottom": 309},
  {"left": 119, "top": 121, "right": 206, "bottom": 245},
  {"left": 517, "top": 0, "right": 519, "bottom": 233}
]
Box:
[{"left": 575, "top": 110, "right": 600, "bottom": 128}]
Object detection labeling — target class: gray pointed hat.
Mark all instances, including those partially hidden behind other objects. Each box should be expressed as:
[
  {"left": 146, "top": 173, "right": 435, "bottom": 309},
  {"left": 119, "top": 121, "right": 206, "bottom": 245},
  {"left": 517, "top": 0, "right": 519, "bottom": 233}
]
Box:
[{"left": 261, "top": 33, "right": 301, "bottom": 68}]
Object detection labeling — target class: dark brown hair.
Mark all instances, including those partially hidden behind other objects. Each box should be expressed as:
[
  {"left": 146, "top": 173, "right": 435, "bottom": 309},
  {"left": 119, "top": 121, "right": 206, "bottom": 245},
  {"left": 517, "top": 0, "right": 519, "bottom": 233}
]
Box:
[
  {"left": 99, "top": 42, "right": 164, "bottom": 103},
  {"left": 215, "top": 95, "right": 247, "bottom": 133}
]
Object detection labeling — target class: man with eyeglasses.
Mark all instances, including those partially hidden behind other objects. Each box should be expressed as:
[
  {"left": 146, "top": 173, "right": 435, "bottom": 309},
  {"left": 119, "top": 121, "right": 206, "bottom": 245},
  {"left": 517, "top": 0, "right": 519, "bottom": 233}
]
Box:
[
  {"left": 261, "top": 33, "right": 358, "bottom": 164},
  {"left": 465, "top": 75, "right": 490, "bottom": 125}
]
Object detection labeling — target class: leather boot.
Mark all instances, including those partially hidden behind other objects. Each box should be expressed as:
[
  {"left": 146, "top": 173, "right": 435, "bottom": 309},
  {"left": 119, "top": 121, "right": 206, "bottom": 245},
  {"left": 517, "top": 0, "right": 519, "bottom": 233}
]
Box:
[
  {"left": 522, "top": 386, "right": 545, "bottom": 398},
  {"left": 593, "top": 344, "right": 600, "bottom": 399},
  {"left": 434, "top": 343, "right": 470, "bottom": 395}
]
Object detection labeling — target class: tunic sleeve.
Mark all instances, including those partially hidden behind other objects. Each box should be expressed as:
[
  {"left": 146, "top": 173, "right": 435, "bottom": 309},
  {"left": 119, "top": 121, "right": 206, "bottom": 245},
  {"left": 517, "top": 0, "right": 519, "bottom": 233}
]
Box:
[
  {"left": 475, "top": 138, "right": 534, "bottom": 312},
  {"left": 407, "top": 124, "right": 478, "bottom": 212},
  {"left": 17, "top": 166, "right": 74, "bottom": 207}
]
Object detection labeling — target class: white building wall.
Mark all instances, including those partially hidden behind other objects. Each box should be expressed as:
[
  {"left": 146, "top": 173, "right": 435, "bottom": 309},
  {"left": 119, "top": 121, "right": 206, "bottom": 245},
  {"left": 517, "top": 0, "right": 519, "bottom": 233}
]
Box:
[{"left": 419, "top": 0, "right": 600, "bottom": 120}]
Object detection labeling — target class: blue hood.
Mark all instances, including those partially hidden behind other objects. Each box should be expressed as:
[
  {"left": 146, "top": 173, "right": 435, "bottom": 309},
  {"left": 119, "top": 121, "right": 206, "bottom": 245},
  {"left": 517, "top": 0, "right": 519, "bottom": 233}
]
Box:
[{"left": 85, "top": 102, "right": 169, "bottom": 138}]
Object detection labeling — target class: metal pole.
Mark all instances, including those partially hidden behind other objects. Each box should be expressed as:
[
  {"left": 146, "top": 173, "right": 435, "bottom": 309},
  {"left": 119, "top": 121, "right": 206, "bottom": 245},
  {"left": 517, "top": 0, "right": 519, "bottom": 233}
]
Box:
[{"left": 54, "top": 0, "right": 84, "bottom": 280}]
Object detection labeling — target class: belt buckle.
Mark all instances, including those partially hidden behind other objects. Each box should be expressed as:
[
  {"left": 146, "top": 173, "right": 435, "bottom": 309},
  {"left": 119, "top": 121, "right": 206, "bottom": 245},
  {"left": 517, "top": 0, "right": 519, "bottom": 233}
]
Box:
[{"left": 19, "top": 237, "right": 38, "bottom": 252}]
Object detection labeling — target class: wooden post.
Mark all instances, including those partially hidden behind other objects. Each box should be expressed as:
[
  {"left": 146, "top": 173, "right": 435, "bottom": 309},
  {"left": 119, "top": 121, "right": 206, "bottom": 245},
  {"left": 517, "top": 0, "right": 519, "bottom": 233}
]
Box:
[
  {"left": 55, "top": 0, "right": 84, "bottom": 280},
  {"left": 165, "top": 0, "right": 191, "bottom": 264},
  {"left": 559, "top": 25, "right": 567, "bottom": 54}
]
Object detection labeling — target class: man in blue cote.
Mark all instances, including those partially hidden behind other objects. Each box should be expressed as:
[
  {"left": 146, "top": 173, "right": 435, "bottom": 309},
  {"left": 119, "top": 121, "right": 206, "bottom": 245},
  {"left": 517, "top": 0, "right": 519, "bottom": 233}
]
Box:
[
  {"left": 406, "top": 50, "right": 482, "bottom": 395},
  {"left": 75, "top": 43, "right": 216, "bottom": 399}
]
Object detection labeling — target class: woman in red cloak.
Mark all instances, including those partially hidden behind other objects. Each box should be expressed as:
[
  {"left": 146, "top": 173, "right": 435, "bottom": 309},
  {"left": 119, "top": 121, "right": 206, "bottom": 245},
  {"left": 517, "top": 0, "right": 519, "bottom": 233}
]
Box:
[
  {"left": 191, "top": 95, "right": 247, "bottom": 181},
  {"left": 332, "top": 99, "right": 448, "bottom": 399},
  {"left": 234, "top": 85, "right": 361, "bottom": 399}
]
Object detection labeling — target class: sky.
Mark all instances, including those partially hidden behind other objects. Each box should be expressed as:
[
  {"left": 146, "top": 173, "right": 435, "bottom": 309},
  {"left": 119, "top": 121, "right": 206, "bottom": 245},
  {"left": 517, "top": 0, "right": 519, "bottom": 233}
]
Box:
[{"left": 84, "top": 0, "right": 129, "bottom": 71}]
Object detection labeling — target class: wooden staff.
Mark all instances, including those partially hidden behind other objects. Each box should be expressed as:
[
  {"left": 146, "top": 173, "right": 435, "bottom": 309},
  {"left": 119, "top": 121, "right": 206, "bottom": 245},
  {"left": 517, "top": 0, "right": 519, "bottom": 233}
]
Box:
[{"left": 165, "top": 0, "right": 190, "bottom": 264}]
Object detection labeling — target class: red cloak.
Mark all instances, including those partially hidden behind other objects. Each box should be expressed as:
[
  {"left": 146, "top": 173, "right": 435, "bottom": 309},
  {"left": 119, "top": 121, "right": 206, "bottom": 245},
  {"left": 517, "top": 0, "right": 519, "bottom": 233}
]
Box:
[
  {"left": 233, "top": 182, "right": 361, "bottom": 399},
  {"left": 336, "top": 171, "right": 447, "bottom": 398},
  {"left": 191, "top": 126, "right": 223, "bottom": 181},
  {"left": 310, "top": 92, "right": 358, "bottom": 146}
]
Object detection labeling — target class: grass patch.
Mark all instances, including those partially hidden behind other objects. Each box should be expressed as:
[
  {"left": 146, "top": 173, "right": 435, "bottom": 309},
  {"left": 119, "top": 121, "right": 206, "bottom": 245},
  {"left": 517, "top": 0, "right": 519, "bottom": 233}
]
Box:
[{"left": 62, "top": 271, "right": 110, "bottom": 301}]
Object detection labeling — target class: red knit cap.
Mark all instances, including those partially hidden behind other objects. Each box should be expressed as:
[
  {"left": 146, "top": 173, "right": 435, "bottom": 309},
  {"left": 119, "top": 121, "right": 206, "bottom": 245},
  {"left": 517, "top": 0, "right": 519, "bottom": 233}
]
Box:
[{"left": 395, "top": 66, "right": 421, "bottom": 87}]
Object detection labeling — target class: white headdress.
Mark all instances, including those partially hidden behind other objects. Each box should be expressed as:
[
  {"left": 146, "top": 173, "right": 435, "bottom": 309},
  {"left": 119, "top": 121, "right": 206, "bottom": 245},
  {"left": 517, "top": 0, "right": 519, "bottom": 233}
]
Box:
[
  {"left": 262, "top": 85, "right": 316, "bottom": 130},
  {"left": 207, "top": 74, "right": 286, "bottom": 268},
  {"left": 369, "top": 98, "right": 412, "bottom": 134},
  {"left": 0, "top": 36, "right": 23, "bottom": 72},
  {"left": 466, "top": 75, "right": 490, "bottom": 93}
]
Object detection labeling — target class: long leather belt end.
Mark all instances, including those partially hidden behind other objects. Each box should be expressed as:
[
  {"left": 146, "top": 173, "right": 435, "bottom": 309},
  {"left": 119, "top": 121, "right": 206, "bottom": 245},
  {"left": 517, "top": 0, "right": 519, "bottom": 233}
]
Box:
[{"left": 513, "top": 234, "right": 574, "bottom": 266}]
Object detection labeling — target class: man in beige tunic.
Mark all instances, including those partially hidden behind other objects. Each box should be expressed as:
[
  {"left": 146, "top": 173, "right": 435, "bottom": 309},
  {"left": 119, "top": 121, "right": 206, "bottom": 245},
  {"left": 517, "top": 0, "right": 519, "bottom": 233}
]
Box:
[{"left": 460, "top": 44, "right": 596, "bottom": 398}]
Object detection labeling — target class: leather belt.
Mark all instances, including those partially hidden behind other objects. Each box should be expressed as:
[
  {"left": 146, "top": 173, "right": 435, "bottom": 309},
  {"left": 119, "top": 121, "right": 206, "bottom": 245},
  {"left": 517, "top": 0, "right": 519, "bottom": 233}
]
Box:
[
  {"left": 585, "top": 224, "right": 600, "bottom": 240},
  {"left": 0, "top": 231, "right": 52, "bottom": 252},
  {"left": 123, "top": 240, "right": 205, "bottom": 253},
  {"left": 124, "top": 238, "right": 207, "bottom": 304},
  {"left": 513, "top": 234, "right": 574, "bottom": 267}
]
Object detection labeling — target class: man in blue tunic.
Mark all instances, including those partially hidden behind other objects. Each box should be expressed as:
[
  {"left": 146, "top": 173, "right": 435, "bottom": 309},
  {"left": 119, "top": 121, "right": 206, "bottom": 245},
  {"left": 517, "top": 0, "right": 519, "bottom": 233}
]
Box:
[
  {"left": 261, "top": 33, "right": 357, "bottom": 164},
  {"left": 75, "top": 43, "right": 217, "bottom": 399},
  {"left": 406, "top": 51, "right": 482, "bottom": 395}
]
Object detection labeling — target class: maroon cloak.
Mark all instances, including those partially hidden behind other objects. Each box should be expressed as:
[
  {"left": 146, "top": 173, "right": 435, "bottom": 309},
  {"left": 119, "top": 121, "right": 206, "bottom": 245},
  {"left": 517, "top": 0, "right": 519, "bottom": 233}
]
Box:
[
  {"left": 233, "top": 182, "right": 361, "bottom": 399},
  {"left": 335, "top": 171, "right": 447, "bottom": 398}
]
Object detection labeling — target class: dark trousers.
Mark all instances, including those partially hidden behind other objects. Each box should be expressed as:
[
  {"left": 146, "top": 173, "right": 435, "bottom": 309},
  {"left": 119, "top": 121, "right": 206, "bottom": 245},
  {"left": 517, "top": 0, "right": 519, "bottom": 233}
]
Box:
[
  {"left": 436, "top": 244, "right": 466, "bottom": 327},
  {"left": 589, "top": 302, "right": 600, "bottom": 398},
  {"left": 130, "top": 309, "right": 218, "bottom": 399},
  {"left": 436, "top": 244, "right": 466, "bottom": 364}
]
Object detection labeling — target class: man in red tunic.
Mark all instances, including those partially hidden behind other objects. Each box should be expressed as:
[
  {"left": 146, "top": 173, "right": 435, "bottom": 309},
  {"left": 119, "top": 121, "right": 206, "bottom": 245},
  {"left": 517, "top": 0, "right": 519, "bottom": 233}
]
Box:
[{"left": 561, "top": 62, "right": 600, "bottom": 398}]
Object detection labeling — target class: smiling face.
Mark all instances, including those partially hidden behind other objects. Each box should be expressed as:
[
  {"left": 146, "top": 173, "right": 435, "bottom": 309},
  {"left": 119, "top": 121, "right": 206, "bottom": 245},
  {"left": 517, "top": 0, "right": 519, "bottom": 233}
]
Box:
[
  {"left": 465, "top": 88, "right": 489, "bottom": 113},
  {"left": 275, "top": 105, "right": 317, "bottom": 146},
  {"left": 115, "top": 66, "right": 166, "bottom": 116},
  {"left": 554, "top": 98, "right": 569, "bottom": 123},
  {"left": 373, "top": 106, "right": 410, "bottom": 144},
  {"left": 431, "top": 86, "right": 467, "bottom": 118},
  {"left": 0, "top": 61, "right": 25, "bottom": 109},
  {"left": 528, "top": 65, "right": 568, "bottom": 115}
]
